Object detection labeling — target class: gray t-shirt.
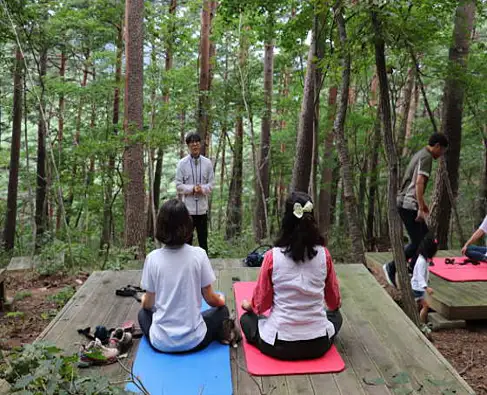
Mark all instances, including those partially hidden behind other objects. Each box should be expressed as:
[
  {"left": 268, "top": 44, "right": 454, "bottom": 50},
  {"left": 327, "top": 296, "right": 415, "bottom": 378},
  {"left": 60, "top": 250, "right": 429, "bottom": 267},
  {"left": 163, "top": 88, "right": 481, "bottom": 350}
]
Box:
[
  {"left": 397, "top": 147, "right": 433, "bottom": 211},
  {"left": 141, "top": 244, "right": 216, "bottom": 352}
]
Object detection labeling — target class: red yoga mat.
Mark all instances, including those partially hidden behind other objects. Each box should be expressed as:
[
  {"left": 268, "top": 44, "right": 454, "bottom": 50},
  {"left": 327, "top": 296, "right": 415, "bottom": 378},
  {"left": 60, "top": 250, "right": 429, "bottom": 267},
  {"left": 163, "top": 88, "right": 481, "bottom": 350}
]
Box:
[
  {"left": 233, "top": 281, "right": 345, "bottom": 376},
  {"left": 429, "top": 257, "right": 487, "bottom": 282}
]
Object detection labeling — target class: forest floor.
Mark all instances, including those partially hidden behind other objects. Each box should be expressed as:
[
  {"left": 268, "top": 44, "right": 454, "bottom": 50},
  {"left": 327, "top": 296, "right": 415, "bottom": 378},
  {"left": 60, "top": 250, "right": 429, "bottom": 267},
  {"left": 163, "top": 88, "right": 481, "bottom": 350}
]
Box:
[
  {"left": 0, "top": 271, "right": 87, "bottom": 350},
  {"left": 1, "top": 268, "right": 486, "bottom": 394},
  {"left": 369, "top": 264, "right": 487, "bottom": 395}
]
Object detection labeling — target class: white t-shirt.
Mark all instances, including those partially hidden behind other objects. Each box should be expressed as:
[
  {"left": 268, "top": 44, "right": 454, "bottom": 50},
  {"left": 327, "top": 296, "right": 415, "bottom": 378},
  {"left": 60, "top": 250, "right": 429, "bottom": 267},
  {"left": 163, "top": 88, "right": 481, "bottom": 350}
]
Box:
[
  {"left": 141, "top": 244, "right": 216, "bottom": 352},
  {"left": 479, "top": 215, "right": 487, "bottom": 234},
  {"left": 411, "top": 254, "right": 429, "bottom": 292}
]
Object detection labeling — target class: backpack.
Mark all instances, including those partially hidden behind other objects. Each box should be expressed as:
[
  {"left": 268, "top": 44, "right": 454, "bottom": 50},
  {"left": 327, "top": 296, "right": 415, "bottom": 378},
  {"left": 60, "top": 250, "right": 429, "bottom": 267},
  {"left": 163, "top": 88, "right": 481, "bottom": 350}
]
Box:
[{"left": 244, "top": 245, "right": 272, "bottom": 267}]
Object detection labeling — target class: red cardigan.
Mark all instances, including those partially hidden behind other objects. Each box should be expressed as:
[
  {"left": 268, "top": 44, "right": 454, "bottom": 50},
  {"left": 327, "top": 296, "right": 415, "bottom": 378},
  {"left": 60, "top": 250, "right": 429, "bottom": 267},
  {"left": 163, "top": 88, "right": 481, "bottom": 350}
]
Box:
[{"left": 251, "top": 247, "right": 341, "bottom": 314}]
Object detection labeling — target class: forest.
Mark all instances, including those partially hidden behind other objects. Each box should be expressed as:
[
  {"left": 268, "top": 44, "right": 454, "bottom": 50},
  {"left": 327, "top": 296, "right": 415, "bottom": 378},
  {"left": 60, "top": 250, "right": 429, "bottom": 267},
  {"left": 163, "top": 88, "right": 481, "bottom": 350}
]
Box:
[{"left": 0, "top": 0, "right": 486, "bottom": 304}]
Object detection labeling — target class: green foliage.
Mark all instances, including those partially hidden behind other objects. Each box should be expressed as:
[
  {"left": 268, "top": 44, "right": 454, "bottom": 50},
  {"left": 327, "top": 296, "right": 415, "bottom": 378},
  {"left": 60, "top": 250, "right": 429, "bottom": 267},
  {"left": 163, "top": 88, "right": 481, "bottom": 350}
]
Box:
[
  {"left": 47, "top": 287, "right": 75, "bottom": 308},
  {"left": 0, "top": 343, "right": 128, "bottom": 394},
  {"left": 14, "top": 291, "right": 32, "bottom": 301}
]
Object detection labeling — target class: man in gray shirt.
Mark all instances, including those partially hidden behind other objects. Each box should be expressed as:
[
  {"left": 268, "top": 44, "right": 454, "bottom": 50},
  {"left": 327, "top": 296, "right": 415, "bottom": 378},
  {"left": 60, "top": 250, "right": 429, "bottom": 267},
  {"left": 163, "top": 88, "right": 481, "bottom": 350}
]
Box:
[
  {"left": 383, "top": 133, "right": 448, "bottom": 288},
  {"left": 176, "top": 133, "right": 214, "bottom": 252}
]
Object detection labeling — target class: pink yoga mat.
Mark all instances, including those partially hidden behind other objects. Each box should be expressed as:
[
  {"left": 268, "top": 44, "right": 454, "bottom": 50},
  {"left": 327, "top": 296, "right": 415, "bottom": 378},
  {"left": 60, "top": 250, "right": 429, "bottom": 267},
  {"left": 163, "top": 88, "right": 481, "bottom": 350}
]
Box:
[
  {"left": 233, "top": 281, "right": 345, "bottom": 376},
  {"left": 429, "top": 257, "right": 487, "bottom": 282}
]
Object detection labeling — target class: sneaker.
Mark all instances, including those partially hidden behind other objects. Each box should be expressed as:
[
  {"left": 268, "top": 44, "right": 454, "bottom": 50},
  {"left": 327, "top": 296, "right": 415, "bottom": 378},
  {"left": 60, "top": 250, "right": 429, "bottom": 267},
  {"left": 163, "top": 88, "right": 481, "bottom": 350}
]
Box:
[{"left": 382, "top": 263, "right": 397, "bottom": 288}]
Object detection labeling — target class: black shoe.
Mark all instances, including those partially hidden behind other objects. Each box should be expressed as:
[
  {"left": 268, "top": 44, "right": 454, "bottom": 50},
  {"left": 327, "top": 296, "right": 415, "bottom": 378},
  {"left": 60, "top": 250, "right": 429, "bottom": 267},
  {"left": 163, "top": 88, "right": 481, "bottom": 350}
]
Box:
[{"left": 382, "top": 263, "right": 397, "bottom": 288}]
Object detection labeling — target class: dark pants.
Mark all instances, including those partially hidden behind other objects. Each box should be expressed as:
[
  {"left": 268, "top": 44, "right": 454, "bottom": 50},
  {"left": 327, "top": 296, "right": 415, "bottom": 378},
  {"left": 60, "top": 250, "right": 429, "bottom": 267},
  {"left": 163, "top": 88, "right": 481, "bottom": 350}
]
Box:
[
  {"left": 388, "top": 207, "right": 429, "bottom": 277},
  {"left": 189, "top": 214, "right": 208, "bottom": 253},
  {"left": 138, "top": 305, "right": 229, "bottom": 353},
  {"left": 240, "top": 310, "right": 343, "bottom": 361},
  {"left": 465, "top": 246, "right": 487, "bottom": 262}
]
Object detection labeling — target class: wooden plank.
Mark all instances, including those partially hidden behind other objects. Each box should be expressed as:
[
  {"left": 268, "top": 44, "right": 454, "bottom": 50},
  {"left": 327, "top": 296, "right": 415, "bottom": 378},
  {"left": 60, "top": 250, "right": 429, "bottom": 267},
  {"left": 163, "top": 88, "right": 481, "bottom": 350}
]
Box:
[
  {"left": 220, "top": 267, "right": 264, "bottom": 395},
  {"left": 365, "top": 251, "right": 487, "bottom": 320},
  {"left": 331, "top": 315, "right": 389, "bottom": 395},
  {"left": 337, "top": 264, "right": 474, "bottom": 394}
]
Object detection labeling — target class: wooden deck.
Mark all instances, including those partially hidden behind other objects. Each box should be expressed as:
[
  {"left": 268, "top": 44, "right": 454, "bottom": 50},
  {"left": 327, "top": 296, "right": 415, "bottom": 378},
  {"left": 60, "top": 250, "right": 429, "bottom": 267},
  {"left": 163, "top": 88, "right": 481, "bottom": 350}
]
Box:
[
  {"left": 366, "top": 250, "right": 487, "bottom": 320},
  {"left": 37, "top": 259, "right": 474, "bottom": 394}
]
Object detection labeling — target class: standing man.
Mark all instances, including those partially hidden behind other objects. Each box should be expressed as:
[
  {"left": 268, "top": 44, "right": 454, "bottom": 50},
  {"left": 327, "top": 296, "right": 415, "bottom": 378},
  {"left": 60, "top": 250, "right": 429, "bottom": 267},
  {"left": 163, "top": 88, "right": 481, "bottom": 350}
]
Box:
[
  {"left": 383, "top": 132, "right": 449, "bottom": 288},
  {"left": 176, "top": 133, "right": 214, "bottom": 252}
]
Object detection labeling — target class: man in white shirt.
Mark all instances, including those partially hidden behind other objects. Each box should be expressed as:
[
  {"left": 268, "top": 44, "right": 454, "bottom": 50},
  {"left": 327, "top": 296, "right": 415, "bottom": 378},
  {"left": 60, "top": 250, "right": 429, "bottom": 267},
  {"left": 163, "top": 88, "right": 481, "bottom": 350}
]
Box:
[
  {"left": 462, "top": 215, "right": 487, "bottom": 262},
  {"left": 175, "top": 133, "right": 214, "bottom": 252}
]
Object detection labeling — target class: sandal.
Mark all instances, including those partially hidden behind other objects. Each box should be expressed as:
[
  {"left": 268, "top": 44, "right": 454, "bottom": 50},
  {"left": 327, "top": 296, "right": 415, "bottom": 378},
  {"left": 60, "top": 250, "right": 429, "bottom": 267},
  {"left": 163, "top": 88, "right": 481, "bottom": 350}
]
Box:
[
  {"left": 115, "top": 287, "right": 141, "bottom": 302},
  {"left": 445, "top": 258, "right": 455, "bottom": 265}
]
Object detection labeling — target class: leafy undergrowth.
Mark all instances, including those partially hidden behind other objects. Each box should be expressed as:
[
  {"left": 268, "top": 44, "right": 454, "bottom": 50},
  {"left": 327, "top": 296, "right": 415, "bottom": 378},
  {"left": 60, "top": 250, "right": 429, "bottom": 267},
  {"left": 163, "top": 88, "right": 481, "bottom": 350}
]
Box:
[{"left": 0, "top": 343, "right": 133, "bottom": 394}]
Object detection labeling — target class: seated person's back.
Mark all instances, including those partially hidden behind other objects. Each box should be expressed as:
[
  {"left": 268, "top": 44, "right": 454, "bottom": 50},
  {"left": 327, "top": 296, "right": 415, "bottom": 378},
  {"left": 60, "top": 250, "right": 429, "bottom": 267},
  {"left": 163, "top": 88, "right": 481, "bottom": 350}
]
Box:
[
  {"left": 240, "top": 191, "right": 342, "bottom": 361},
  {"left": 138, "top": 199, "right": 229, "bottom": 353}
]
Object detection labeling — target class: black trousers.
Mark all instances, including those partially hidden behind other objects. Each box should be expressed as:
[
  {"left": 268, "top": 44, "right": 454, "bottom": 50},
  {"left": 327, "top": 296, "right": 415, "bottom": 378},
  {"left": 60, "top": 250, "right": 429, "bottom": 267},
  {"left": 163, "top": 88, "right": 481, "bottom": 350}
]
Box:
[
  {"left": 388, "top": 207, "right": 429, "bottom": 276},
  {"left": 240, "top": 310, "right": 343, "bottom": 361},
  {"left": 189, "top": 214, "right": 208, "bottom": 253},
  {"left": 138, "top": 305, "right": 229, "bottom": 353}
]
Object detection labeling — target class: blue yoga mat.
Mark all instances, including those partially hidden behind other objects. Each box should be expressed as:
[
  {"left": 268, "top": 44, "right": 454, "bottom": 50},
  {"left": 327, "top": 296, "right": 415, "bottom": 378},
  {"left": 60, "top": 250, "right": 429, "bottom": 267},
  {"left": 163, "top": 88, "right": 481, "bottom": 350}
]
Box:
[{"left": 126, "top": 299, "right": 232, "bottom": 395}]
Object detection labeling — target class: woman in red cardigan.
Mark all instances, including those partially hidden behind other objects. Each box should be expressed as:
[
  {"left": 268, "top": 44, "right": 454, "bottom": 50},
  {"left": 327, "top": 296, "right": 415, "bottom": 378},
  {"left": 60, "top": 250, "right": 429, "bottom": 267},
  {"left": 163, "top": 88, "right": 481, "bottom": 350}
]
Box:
[{"left": 240, "top": 191, "right": 342, "bottom": 361}]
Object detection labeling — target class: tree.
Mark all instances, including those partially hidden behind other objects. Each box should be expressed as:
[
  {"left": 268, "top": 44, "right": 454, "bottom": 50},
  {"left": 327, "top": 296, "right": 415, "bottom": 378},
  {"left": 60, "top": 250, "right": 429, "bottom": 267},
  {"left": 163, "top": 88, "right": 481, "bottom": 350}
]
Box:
[
  {"left": 35, "top": 47, "right": 48, "bottom": 249},
  {"left": 197, "top": 0, "right": 216, "bottom": 155},
  {"left": 291, "top": 28, "right": 316, "bottom": 193},
  {"left": 254, "top": 36, "right": 274, "bottom": 241},
  {"left": 123, "top": 0, "right": 146, "bottom": 257},
  {"left": 3, "top": 49, "right": 23, "bottom": 251},
  {"left": 372, "top": 8, "right": 420, "bottom": 326},
  {"left": 430, "top": 0, "right": 476, "bottom": 248},
  {"left": 331, "top": 3, "right": 365, "bottom": 264}
]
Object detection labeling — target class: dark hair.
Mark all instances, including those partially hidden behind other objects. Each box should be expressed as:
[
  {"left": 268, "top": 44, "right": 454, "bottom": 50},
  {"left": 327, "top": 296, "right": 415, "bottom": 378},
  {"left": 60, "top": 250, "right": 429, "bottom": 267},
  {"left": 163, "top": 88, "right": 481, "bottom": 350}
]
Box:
[
  {"left": 274, "top": 191, "right": 325, "bottom": 262},
  {"left": 417, "top": 232, "right": 438, "bottom": 260},
  {"left": 185, "top": 132, "right": 201, "bottom": 145},
  {"left": 156, "top": 199, "right": 193, "bottom": 246},
  {"left": 428, "top": 133, "right": 448, "bottom": 148}
]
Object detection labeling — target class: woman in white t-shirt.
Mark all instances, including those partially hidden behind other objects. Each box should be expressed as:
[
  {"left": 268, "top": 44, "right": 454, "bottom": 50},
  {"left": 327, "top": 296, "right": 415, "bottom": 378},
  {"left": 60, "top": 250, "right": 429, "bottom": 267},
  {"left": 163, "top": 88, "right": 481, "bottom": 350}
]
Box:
[
  {"left": 410, "top": 233, "right": 438, "bottom": 323},
  {"left": 138, "top": 199, "right": 229, "bottom": 353},
  {"left": 240, "top": 191, "right": 342, "bottom": 361}
]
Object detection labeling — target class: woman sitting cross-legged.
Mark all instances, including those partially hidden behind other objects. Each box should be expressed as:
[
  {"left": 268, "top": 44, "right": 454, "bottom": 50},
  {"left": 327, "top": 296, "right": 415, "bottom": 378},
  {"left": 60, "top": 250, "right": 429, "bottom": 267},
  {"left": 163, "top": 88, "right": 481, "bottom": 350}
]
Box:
[
  {"left": 138, "top": 198, "right": 229, "bottom": 353},
  {"left": 240, "top": 191, "right": 342, "bottom": 361}
]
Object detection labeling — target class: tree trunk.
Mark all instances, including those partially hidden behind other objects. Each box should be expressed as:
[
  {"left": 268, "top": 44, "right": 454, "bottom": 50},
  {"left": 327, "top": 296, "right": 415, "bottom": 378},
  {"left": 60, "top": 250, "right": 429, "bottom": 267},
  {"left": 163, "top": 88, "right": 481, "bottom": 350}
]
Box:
[
  {"left": 311, "top": 13, "right": 326, "bottom": 208},
  {"left": 332, "top": 5, "right": 365, "bottom": 264},
  {"left": 254, "top": 41, "right": 273, "bottom": 241},
  {"left": 372, "top": 9, "right": 421, "bottom": 326},
  {"left": 3, "top": 49, "right": 23, "bottom": 251},
  {"left": 226, "top": 117, "right": 244, "bottom": 240},
  {"left": 396, "top": 67, "right": 415, "bottom": 162},
  {"left": 101, "top": 25, "right": 123, "bottom": 250},
  {"left": 55, "top": 51, "right": 66, "bottom": 232},
  {"left": 35, "top": 48, "right": 48, "bottom": 249},
  {"left": 123, "top": 0, "right": 146, "bottom": 257},
  {"left": 226, "top": 35, "right": 247, "bottom": 240},
  {"left": 197, "top": 0, "right": 216, "bottom": 156},
  {"left": 430, "top": 0, "right": 476, "bottom": 248},
  {"left": 318, "top": 86, "right": 338, "bottom": 243},
  {"left": 291, "top": 36, "right": 316, "bottom": 193}
]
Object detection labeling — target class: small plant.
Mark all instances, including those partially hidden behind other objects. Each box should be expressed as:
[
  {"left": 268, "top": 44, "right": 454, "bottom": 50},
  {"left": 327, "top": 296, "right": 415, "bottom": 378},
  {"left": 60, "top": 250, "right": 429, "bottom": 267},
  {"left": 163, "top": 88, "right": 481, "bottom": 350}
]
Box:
[
  {"left": 47, "top": 286, "right": 75, "bottom": 308},
  {"left": 40, "top": 309, "right": 58, "bottom": 320},
  {"left": 14, "top": 291, "right": 32, "bottom": 301},
  {"left": 6, "top": 311, "right": 25, "bottom": 319}
]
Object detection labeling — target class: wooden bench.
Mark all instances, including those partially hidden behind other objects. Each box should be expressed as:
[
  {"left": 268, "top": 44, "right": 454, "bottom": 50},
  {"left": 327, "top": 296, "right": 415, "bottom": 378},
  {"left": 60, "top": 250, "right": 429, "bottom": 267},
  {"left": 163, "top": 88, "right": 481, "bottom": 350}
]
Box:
[{"left": 37, "top": 260, "right": 475, "bottom": 394}]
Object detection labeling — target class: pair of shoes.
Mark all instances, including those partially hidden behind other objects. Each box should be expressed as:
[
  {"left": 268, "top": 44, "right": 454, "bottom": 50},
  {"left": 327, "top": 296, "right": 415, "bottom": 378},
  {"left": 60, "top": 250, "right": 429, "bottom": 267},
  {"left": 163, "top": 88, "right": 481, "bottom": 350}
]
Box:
[{"left": 382, "top": 263, "right": 397, "bottom": 288}]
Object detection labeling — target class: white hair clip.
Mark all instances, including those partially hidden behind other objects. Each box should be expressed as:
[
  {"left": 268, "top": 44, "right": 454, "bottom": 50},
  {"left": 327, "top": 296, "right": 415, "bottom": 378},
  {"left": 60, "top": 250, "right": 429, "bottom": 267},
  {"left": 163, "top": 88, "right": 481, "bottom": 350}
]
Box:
[{"left": 293, "top": 201, "right": 313, "bottom": 219}]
